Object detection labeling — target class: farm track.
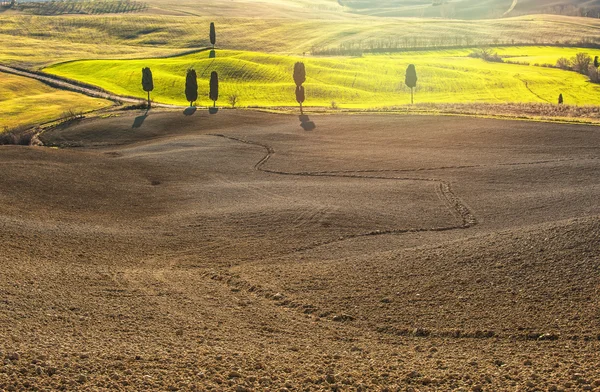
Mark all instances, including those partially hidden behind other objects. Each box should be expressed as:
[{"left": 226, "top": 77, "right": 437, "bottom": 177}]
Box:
[
  {"left": 0, "top": 64, "right": 182, "bottom": 109},
  {"left": 211, "top": 133, "right": 478, "bottom": 252}
]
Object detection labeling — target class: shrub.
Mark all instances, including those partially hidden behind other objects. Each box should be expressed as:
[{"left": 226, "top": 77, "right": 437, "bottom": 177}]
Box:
[
  {"left": 0, "top": 127, "right": 36, "bottom": 146},
  {"left": 588, "top": 67, "right": 600, "bottom": 83},
  {"left": 228, "top": 94, "right": 239, "bottom": 108},
  {"left": 571, "top": 53, "right": 592, "bottom": 74},
  {"left": 468, "top": 48, "right": 503, "bottom": 63},
  {"left": 556, "top": 57, "right": 571, "bottom": 70},
  {"left": 60, "top": 109, "right": 83, "bottom": 122}
]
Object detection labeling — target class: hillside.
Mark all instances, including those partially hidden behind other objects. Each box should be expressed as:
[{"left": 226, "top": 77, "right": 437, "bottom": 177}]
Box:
[
  {"left": 1, "top": 111, "right": 598, "bottom": 390},
  {"left": 0, "top": 71, "right": 112, "bottom": 130},
  {"left": 44, "top": 47, "right": 600, "bottom": 108},
  {"left": 2, "top": 12, "right": 600, "bottom": 68},
  {"left": 339, "top": 0, "right": 600, "bottom": 18}
]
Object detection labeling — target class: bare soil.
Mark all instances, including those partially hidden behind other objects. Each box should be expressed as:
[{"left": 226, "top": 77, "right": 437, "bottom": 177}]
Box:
[{"left": 1, "top": 109, "right": 599, "bottom": 391}]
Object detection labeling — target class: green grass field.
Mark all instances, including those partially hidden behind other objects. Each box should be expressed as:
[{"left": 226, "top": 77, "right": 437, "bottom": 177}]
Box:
[
  {"left": 0, "top": 72, "right": 112, "bottom": 130},
  {"left": 44, "top": 47, "right": 600, "bottom": 108}
]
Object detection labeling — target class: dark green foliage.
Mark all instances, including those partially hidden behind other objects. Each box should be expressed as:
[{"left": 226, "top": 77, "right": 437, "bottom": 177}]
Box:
[
  {"left": 405, "top": 64, "right": 418, "bottom": 89},
  {"left": 405, "top": 64, "right": 418, "bottom": 104},
  {"left": 558, "top": 93, "right": 564, "bottom": 105},
  {"left": 142, "top": 67, "right": 153, "bottom": 92},
  {"left": 142, "top": 67, "right": 153, "bottom": 108},
  {"left": 595, "top": 56, "right": 599, "bottom": 68},
  {"left": 210, "top": 71, "right": 219, "bottom": 104},
  {"left": 185, "top": 68, "right": 198, "bottom": 106},
  {"left": 293, "top": 62, "right": 306, "bottom": 87},
  {"left": 210, "top": 22, "right": 216, "bottom": 48}
]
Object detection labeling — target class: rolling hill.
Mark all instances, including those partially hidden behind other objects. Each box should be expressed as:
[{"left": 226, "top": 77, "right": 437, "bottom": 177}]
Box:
[{"left": 44, "top": 47, "right": 600, "bottom": 108}]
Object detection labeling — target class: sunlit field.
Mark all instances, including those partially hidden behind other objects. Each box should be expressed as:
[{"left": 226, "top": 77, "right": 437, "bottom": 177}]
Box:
[
  {"left": 2, "top": 13, "right": 600, "bottom": 68},
  {"left": 2, "top": 0, "right": 600, "bottom": 390},
  {"left": 44, "top": 47, "right": 600, "bottom": 108},
  {"left": 0, "top": 72, "right": 112, "bottom": 130}
]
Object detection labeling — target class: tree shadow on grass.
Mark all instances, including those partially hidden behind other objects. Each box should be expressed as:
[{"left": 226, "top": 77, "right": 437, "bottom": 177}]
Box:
[
  {"left": 209, "top": 107, "right": 219, "bottom": 115},
  {"left": 132, "top": 110, "right": 149, "bottom": 128},
  {"left": 299, "top": 114, "right": 316, "bottom": 131},
  {"left": 183, "top": 106, "right": 197, "bottom": 116},
  {"left": 209, "top": 50, "right": 216, "bottom": 59}
]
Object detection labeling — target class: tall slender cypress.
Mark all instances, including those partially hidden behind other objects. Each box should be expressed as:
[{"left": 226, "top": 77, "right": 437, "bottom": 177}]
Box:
[{"left": 185, "top": 69, "right": 198, "bottom": 107}]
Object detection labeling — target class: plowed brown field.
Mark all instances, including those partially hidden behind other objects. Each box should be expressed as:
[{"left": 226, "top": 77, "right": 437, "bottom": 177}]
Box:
[{"left": 1, "top": 110, "right": 599, "bottom": 391}]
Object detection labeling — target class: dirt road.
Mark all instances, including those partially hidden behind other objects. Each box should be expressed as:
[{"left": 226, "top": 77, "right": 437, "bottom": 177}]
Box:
[{"left": 1, "top": 110, "right": 599, "bottom": 390}]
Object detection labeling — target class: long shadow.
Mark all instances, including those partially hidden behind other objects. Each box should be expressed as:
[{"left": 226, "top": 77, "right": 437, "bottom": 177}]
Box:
[
  {"left": 132, "top": 110, "right": 149, "bottom": 128},
  {"left": 299, "top": 115, "right": 316, "bottom": 131},
  {"left": 209, "top": 50, "right": 216, "bottom": 59},
  {"left": 183, "top": 106, "right": 197, "bottom": 116}
]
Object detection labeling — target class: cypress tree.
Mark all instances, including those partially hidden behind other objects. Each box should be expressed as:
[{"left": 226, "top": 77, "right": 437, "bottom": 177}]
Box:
[
  {"left": 210, "top": 71, "right": 219, "bottom": 107},
  {"left": 405, "top": 64, "right": 418, "bottom": 104},
  {"left": 141, "top": 67, "right": 154, "bottom": 109},
  {"left": 293, "top": 62, "right": 306, "bottom": 87},
  {"left": 185, "top": 69, "right": 198, "bottom": 107},
  {"left": 210, "top": 22, "right": 216, "bottom": 49},
  {"left": 293, "top": 62, "right": 306, "bottom": 113}
]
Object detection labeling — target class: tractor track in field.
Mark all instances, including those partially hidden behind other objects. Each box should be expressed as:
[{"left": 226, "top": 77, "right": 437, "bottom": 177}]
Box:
[
  {"left": 210, "top": 134, "right": 599, "bottom": 252},
  {"left": 210, "top": 133, "right": 478, "bottom": 252}
]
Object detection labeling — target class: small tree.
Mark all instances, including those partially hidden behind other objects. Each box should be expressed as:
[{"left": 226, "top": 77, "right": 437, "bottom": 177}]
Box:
[
  {"left": 405, "top": 64, "right": 418, "bottom": 104},
  {"left": 228, "top": 94, "right": 239, "bottom": 108},
  {"left": 595, "top": 56, "right": 599, "bottom": 69},
  {"left": 558, "top": 93, "right": 563, "bottom": 105},
  {"left": 209, "top": 71, "right": 219, "bottom": 107},
  {"left": 185, "top": 69, "right": 198, "bottom": 107},
  {"left": 556, "top": 57, "right": 571, "bottom": 70},
  {"left": 571, "top": 53, "right": 592, "bottom": 74},
  {"left": 141, "top": 67, "right": 154, "bottom": 109},
  {"left": 210, "top": 22, "right": 216, "bottom": 49}
]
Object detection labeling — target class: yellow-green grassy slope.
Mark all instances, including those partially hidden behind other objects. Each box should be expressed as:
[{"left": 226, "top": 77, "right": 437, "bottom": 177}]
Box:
[
  {"left": 0, "top": 72, "right": 112, "bottom": 130},
  {"left": 44, "top": 48, "right": 600, "bottom": 108}
]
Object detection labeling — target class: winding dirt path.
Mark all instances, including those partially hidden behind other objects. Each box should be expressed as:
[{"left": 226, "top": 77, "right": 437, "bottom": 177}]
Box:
[
  {"left": 0, "top": 64, "right": 184, "bottom": 108},
  {"left": 503, "top": 0, "right": 518, "bottom": 17}
]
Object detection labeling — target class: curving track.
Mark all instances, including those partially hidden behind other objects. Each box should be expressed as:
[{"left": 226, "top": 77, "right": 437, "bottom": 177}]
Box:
[{"left": 211, "top": 133, "right": 478, "bottom": 251}]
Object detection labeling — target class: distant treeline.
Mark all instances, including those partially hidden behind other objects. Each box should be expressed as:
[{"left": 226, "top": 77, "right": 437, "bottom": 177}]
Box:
[
  {"left": 515, "top": 4, "right": 600, "bottom": 19},
  {"left": 311, "top": 37, "right": 600, "bottom": 56},
  {"left": 15, "top": 0, "right": 148, "bottom": 15}
]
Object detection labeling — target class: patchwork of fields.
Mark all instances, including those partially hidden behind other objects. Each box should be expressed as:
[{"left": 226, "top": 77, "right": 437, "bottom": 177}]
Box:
[{"left": 44, "top": 47, "right": 600, "bottom": 108}]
